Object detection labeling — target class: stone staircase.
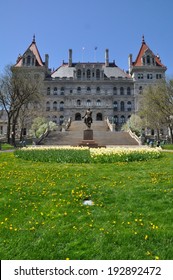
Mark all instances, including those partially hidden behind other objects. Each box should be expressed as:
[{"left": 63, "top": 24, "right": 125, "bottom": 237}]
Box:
[{"left": 43, "top": 120, "right": 139, "bottom": 146}]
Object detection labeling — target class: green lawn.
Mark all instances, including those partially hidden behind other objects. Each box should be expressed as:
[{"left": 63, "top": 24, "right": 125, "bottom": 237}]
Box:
[
  {"left": 162, "top": 144, "right": 173, "bottom": 150},
  {"left": 0, "top": 151, "right": 173, "bottom": 260}
]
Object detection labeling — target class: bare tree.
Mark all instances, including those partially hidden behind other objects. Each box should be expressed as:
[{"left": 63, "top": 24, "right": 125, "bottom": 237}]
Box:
[{"left": 0, "top": 65, "right": 42, "bottom": 145}]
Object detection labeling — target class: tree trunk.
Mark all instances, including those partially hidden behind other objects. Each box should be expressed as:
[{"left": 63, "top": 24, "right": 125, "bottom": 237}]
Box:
[
  {"left": 169, "top": 126, "right": 173, "bottom": 144},
  {"left": 11, "top": 122, "right": 16, "bottom": 147},
  {"left": 7, "top": 117, "right": 11, "bottom": 144}
]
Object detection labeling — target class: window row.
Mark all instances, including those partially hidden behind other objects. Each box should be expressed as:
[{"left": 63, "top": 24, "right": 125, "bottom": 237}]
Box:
[
  {"left": 46, "top": 101, "right": 64, "bottom": 111},
  {"left": 46, "top": 100, "right": 132, "bottom": 111},
  {"left": 46, "top": 114, "right": 131, "bottom": 125},
  {"left": 141, "top": 55, "right": 155, "bottom": 66},
  {"left": 46, "top": 86, "right": 132, "bottom": 95},
  {"left": 23, "top": 55, "right": 35, "bottom": 66},
  {"left": 113, "top": 101, "right": 132, "bottom": 111},
  {"left": 113, "top": 115, "right": 131, "bottom": 124},
  {"left": 76, "top": 69, "right": 102, "bottom": 80},
  {"left": 137, "top": 73, "right": 162, "bottom": 79}
]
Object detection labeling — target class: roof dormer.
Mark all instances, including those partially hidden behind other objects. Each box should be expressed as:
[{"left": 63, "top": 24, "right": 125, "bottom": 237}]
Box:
[
  {"left": 15, "top": 35, "right": 44, "bottom": 68},
  {"left": 141, "top": 49, "right": 156, "bottom": 66}
]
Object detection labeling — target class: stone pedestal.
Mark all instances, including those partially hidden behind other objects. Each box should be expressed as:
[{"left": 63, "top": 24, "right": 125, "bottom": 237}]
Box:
[
  {"left": 83, "top": 129, "right": 93, "bottom": 140},
  {"left": 79, "top": 129, "right": 98, "bottom": 148}
]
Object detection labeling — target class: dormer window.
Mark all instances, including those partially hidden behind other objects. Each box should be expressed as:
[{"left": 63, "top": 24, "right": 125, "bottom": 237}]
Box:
[
  {"left": 147, "top": 55, "right": 150, "bottom": 65},
  {"left": 27, "top": 55, "right": 31, "bottom": 65},
  {"left": 77, "top": 69, "right": 82, "bottom": 79},
  {"left": 87, "top": 69, "right": 91, "bottom": 80},
  {"left": 96, "top": 69, "right": 100, "bottom": 80}
]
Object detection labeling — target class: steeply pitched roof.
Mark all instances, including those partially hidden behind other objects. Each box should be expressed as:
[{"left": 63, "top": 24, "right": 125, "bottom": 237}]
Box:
[
  {"left": 132, "top": 36, "right": 166, "bottom": 68},
  {"left": 51, "top": 62, "right": 131, "bottom": 79},
  {"left": 15, "top": 35, "right": 44, "bottom": 67}
]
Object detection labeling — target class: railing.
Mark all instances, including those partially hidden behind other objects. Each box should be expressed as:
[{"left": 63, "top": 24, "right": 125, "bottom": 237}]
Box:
[
  {"left": 128, "top": 129, "right": 141, "bottom": 145},
  {"left": 106, "top": 117, "right": 114, "bottom": 131}
]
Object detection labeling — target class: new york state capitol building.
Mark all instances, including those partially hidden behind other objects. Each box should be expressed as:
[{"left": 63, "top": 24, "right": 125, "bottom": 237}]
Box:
[{"left": 14, "top": 35, "right": 166, "bottom": 132}]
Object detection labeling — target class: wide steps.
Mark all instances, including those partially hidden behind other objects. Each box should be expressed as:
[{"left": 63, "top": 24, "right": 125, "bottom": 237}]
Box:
[{"left": 43, "top": 121, "right": 139, "bottom": 146}]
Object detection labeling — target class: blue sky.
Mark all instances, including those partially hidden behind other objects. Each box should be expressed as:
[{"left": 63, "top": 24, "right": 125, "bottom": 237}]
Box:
[{"left": 1, "top": 0, "right": 173, "bottom": 77}]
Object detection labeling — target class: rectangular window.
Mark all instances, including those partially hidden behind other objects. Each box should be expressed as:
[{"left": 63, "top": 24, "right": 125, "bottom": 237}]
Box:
[
  {"left": 138, "top": 73, "right": 143, "bottom": 79},
  {"left": 147, "top": 74, "right": 153, "bottom": 79},
  {"left": 156, "top": 74, "right": 162, "bottom": 79},
  {"left": 0, "top": 126, "right": 3, "bottom": 135}
]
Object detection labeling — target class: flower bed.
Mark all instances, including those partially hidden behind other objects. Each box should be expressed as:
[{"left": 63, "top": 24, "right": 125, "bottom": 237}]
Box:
[
  {"left": 14, "top": 146, "right": 162, "bottom": 163},
  {"left": 90, "top": 147, "right": 161, "bottom": 163}
]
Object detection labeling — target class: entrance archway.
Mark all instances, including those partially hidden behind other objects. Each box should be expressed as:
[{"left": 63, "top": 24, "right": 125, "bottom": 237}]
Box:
[
  {"left": 96, "top": 113, "right": 103, "bottom": 121},
  {"left": 75, "top": 113, "right": 81, "bottom": 120}
]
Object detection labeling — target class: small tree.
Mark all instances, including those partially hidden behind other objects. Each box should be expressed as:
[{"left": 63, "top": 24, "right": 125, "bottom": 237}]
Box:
[
  {"left": 30, "top": 117, "right": 56, "bottom": 144},
  {"left": 122, "top": 114, "right": 143, "bottom": 136}
]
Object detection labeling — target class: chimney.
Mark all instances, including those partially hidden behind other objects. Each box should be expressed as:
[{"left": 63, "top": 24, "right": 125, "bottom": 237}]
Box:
[
  {"left": 128, "top": 54, "right": 132, "bottom": 71},
  {"left": 68, "top": 49, "right": 72, "bottom": 67},
  {"left": 45, "top": 54, "right": 49, "bottom": 69},
  {"left": 105, "top": 49, "right": 109, "bottom": 67}
]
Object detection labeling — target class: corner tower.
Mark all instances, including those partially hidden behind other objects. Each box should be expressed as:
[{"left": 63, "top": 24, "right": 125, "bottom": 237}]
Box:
[{"left": 129, "top": 36, "right": 167, "bottom": 94}]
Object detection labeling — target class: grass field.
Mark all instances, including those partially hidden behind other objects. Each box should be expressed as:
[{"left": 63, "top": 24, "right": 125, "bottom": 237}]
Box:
[{"left": 0, "top": 151, "right": 173, "bottom": 260}]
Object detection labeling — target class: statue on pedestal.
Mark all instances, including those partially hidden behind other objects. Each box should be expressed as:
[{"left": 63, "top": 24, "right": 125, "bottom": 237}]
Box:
[{"left": 82, "top": 108, "right": 92, "bottom": 129}]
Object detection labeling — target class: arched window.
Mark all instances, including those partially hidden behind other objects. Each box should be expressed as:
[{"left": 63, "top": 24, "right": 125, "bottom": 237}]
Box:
[
  {"left": 60, "top": 87, "right": 65, "bottom": 95},
  {"left": 77, "top": 99, "right": 81, "bottom": 106},
  {"left": 96, "top": 99, "right": 101, "bottom": 106},
  {"left": 87, "top": 100, "right": 91, "bottom": 107},
  {"left": 87, "top": 69, "right": 91, "bottom": 80},
  {"left": 59, "top": 115, "right": 64, "bottom": 125},
  {"left": 113, "top": 87, "right": 117, "bottom": 95},
  {"left": 96, "top": 87, "right": 100, "bottom": 93},
  {"left": 121, "top": 115, "right": 125, "bottom": 123},
  {"left": 96, "top": 69, "right": 100, "bottom": 80},
  {"left": 114, "top": 115, "right": 118, "bottom": 124},
  {"left": 53, "top": 115, "right": 57, "bottom": 124},
  {"left": 113, "top": 101, "right": 118, "bottom": 111},
  {"left": 139, "top": 86, "right": 143, "bottom": 94},
  {"left": 77, "top": 69, "right": 82, "bottom": 79},
  {"left": 120, "top": 101, "right": 125, "bottom": 111},
  {"left": 127, "top": 87, "right": 131, "bottom": 95},
  {"left": 60, "top": 101, "right": 64, "bottom": 111},
  {"left": 46, "top": 101, "right": 50, "bottom": 111},
  {"left": 127, "top": 101, "right": 132, "bottom": 111},
  {"left": 47, "top": 87, "right": 51, "bottom": 95},
  {"left": 87, "top": 87, "right": 91, "bottom": 93},
  {"left": 77, "top": 87, "right": 81, "bottom": 93},
  {"left": 54, "top": 87, "right": 58, "bottom": 95},
  {"left": 120, "top": 87, "right": 124, "bottom": 95},
  {"left": 53, "top": 101, "right": 58, "bottom": 111}
]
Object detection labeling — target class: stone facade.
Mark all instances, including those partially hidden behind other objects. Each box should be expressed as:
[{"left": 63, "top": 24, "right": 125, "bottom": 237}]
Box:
[{"left": 0, "top": 35, "right": 167, "bottom": 136}]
